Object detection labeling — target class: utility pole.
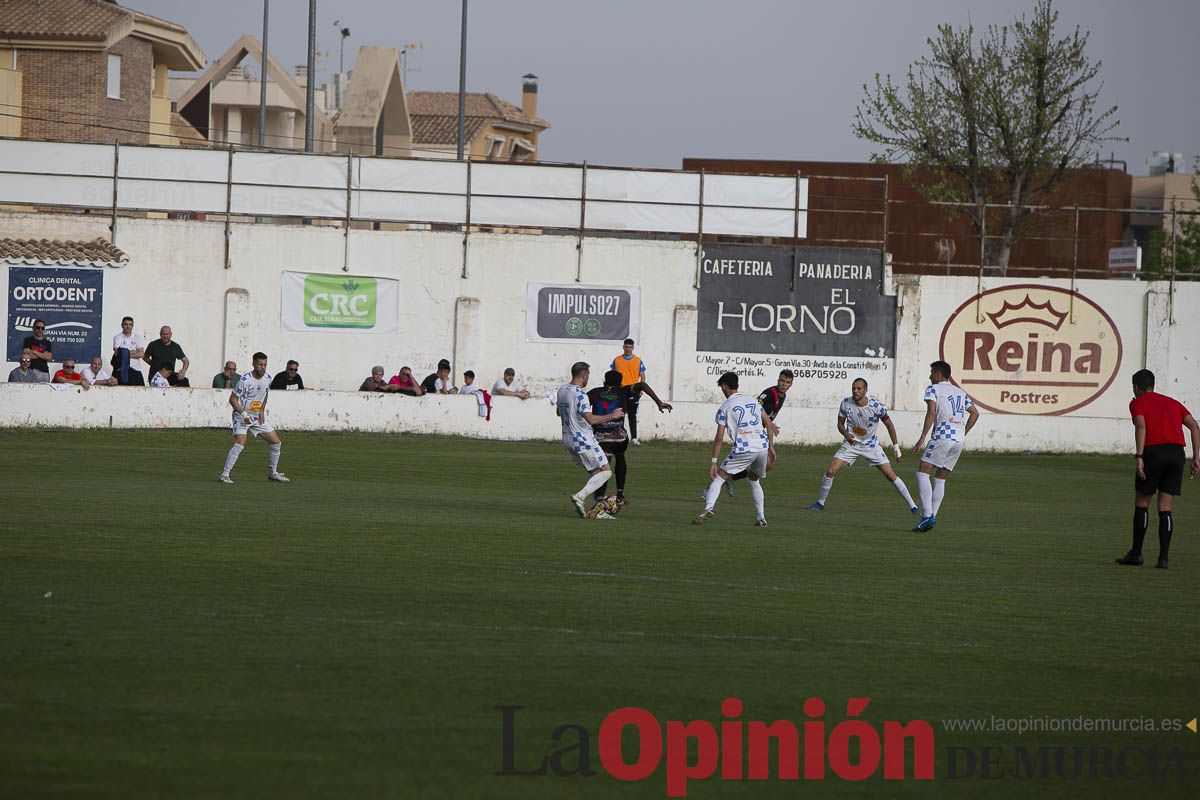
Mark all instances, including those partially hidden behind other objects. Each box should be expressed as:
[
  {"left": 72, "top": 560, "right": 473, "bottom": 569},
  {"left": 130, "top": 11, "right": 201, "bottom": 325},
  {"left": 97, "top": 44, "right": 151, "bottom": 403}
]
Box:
[
  {"left": 258, "top": 0, "right": 269, "bottom": 148},
  {"left": 304, "top": 0, "right": 316, "bottom": 152},
  {"left": 456, "top": 0, "right": 468, "bottom": 160}
]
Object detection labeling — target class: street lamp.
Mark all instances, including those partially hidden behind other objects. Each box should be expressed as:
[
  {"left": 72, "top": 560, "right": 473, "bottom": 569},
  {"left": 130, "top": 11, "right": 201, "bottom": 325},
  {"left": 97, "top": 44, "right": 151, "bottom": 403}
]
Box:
[{"left": 456, "top": 0, "right": 468, "bottom": 160}]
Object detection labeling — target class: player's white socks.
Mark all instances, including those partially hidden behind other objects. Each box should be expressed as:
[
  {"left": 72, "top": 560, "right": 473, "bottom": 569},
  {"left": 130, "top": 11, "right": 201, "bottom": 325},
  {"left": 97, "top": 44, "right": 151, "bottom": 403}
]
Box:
[
  {"left": 749, "top": 479, "right": 765, "bottom": 520},
  {"left": 931, "top": 478, "right": 946, "bottom": 516},
  {"left": 916, "top": 472, "right": 933, "bottom": 517},
  {"left": 817, "top": 474, "right": 834, "bottom": 504},
  {"left": 222, "top": 442, "right": 244, "bottom": 475},
  {"left": 268, "top": 442, "right": 282, "bottom": 473},
  {"left": 704, "top": 477, "right": 724, "bottom": 511},
  {"left": 576, "top": 471, "right": 611, "bottom": 503},
  {"left": 892, "top": 477, "right": 917, "bottom": 509}
]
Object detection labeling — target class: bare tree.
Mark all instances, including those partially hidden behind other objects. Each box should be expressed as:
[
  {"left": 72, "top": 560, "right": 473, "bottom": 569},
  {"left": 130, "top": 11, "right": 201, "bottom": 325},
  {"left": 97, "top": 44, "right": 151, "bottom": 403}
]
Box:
[{"left": 853, "top": 0, "right": 1118, "bottom": 273}]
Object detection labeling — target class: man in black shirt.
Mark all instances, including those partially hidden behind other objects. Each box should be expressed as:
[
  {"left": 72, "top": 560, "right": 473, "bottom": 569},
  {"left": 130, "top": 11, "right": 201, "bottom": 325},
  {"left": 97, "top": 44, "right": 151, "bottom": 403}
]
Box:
[
  {"left": 724, "top": 369, "right": 793, "bottom": 494},
  {"left": 21, "top": 319, "right": 54, "bottom": 374},
  {"left": 270, "top": 360, "right": 306, "bottom": 390},
  {"left": 143, "top": 326, "right": 190, "bottom": 387},
  {"left": 588, "top": 369, "right": 672, "bottom": 505},
  {"left": 421, "top": 358, "right": 453, "bottom": 394}
]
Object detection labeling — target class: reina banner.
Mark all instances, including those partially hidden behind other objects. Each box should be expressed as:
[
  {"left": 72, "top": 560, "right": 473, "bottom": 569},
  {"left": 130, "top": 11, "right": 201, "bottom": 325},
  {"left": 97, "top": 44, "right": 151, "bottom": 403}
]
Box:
[
  {"left": 526, "top": 283, "right": 640, "bottom": 343},
  {"left": 281, "top": 271, "right": 399, "bottom": 333},
  {"left": 6, "top": 266, "right": 104, "bottom": 364},
  {"left": 939, "top": 284, "right": 1123, "bottom": 415}
]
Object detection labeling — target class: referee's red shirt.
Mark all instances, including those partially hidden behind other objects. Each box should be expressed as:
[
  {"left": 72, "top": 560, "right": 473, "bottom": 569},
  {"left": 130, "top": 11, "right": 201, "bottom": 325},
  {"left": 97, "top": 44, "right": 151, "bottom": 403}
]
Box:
[{"left": 1130, "top": 391, "right": 1191, "bottom": 447}]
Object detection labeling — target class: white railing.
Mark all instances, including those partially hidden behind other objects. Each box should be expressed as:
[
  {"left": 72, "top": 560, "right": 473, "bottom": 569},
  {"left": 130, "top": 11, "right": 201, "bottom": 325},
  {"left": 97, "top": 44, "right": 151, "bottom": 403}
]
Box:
[{"left": 0, "top": 138, "right": 809, "bottom": 239}]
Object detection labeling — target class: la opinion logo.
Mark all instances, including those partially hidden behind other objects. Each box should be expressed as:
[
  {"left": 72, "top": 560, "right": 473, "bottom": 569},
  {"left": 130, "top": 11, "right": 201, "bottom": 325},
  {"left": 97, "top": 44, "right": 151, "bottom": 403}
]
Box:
[{"left": 939, "top": 285, "right": 1122, "bottom": 415}]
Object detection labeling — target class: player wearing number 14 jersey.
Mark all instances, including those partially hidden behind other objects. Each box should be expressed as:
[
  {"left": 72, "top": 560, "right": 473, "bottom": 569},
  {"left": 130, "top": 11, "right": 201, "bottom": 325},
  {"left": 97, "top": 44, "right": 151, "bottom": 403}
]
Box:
[
  {"left": 912, "top": 360, "right": 979, "bottom": 532},
  {"left": 693, "top": 372, "right": 775, "bottom": 527}
]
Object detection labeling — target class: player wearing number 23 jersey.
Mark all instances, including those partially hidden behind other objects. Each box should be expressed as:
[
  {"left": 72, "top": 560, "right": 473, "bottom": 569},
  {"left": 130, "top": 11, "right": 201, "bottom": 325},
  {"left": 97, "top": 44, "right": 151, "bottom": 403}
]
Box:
[{"left": 694, "top": 372, "right": 775, "bottom": 527}]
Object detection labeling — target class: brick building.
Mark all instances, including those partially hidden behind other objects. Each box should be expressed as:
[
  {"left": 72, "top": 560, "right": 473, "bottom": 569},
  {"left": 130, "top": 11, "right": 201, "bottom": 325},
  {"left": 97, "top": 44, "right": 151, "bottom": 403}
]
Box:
[
  {"left": 682, "top": 158, "right": 1132, "bottom": 278},
  {"left": 0, "top": 0, "right": 204, "bottom": 145}
]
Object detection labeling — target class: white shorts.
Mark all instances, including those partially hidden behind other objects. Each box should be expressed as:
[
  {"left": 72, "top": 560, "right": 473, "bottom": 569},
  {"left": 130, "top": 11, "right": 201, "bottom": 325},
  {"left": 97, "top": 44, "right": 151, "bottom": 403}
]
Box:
[
  {"left": 921, "top": 439, "right": 964, "bottom": 471},
  {"left": 232, "top": 414, "right": 276, "bottom": 438},
  {"left": 721, "top": 448, "right": 770, "bottom": 478},
  {"left": 564, "top": 439, "right": 609, "bottom": 472},
  {"left": 834, "top": 441, "right": 889, "bottom": 467}
]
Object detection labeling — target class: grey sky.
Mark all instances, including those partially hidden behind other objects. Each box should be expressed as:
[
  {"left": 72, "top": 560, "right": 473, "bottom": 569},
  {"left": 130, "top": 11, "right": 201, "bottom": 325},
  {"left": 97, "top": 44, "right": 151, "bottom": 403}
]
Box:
[{"left": 141, "top": 0, "right": 1198, "bottom": 174}]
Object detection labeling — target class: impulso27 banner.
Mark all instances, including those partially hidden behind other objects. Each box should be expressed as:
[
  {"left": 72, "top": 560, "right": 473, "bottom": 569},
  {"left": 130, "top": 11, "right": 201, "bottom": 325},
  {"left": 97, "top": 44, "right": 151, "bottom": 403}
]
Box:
[
  {"left": 695, "top": 245, "right": 896, "bottom": 404},
  {"left": 281, "top": 271, "right": 399, "bottom": 333},
  {"left": 6, "top": 266, "right": 104, "bottom": 363},
  {"left": 526, "top": 283, "right": 640, "bottom": 343}
]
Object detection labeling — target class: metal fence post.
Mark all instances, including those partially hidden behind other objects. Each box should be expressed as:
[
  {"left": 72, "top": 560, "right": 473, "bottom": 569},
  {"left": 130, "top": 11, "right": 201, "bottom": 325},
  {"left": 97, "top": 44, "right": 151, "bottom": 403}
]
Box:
[
  {"left": 343, "top": 151, "right": 352, "bottom": 272},
  {"left": 693, "top": 169, "right": 705, "bottom": 290},
  {"left": 223, "top": 145, "right": 234, "bottom": 269},
  {"left": 575, "top": 162, "right": 587, "bottom": 283},
  {"left": 109, "top": 142, "right": 119, "bottom": 245},
  {"left": 1070, "top": 205, "right": 1079, "bottom": 323},
  {"left": 975, "top": 202, "right": 986, "bottom": 323},
  {"left": 1169, "top": 205, "right": 1177, "bottom": 324},
  {"left": 461, "top": 159, "right": 472, "bottom": 279}
]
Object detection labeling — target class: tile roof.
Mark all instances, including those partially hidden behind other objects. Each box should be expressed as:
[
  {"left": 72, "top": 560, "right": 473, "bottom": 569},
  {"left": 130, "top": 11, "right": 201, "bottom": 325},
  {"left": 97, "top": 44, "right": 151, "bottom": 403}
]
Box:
[
  {"left": 0, "top": 238, "right": 130, "bottom": 267},
  {"left": 406, "top": 91, "right": 548, "bottom": 146},
  {"left": 0, "top": 0, "right": 128, "bottom": 41}
]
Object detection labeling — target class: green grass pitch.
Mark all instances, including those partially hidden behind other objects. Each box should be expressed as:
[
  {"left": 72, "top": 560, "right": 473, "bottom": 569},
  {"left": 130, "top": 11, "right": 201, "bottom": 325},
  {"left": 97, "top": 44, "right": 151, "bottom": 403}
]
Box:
[{"left": 1, "top": 429, "right": 1197, "bottom": 798}]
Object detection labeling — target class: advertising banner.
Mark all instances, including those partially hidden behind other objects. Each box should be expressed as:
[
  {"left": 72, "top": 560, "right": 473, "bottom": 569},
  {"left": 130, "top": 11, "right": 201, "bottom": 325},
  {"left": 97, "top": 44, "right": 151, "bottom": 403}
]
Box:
[
  {"left": 938, "top": 284, "right": 1123, "bottom": 415},
  {"left": 281, "top": 271, "right": 399, "bottom": 333},
  {"left": 526, "top": 283, "right": 640, "bottom": 343},
  {"left": 6, "top": 266, "right": 104, "bottom": 364},
  {"left": 695, "top": 245, "right": 896, "bottom": 402}
]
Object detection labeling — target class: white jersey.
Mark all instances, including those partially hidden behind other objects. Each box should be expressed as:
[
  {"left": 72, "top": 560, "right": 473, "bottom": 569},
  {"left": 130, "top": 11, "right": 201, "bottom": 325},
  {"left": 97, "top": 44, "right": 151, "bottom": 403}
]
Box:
[
  {"left": 557, "top": 383, "right": 599, "bottom": 450},
  {"left": 839, "top": 396, "right": 889, "bottom": 447},
  {"left": 715, "top": 392, "right": 770, "bottom": 454},
  {"left": 923, "top": 381, "right": 974, "bottom": 442},
  {"left": 233, "top": 370, "right": 273, "bottom": 419}
]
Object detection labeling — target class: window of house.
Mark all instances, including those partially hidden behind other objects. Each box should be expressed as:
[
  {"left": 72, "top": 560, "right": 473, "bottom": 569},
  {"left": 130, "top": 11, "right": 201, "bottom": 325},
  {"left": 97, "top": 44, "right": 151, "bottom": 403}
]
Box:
[
  {"left": 484, "top": 135, "right": 505, "bottom": 160},
  {"left": 107, "top": 54, "right": 121, "bottom": 99}
]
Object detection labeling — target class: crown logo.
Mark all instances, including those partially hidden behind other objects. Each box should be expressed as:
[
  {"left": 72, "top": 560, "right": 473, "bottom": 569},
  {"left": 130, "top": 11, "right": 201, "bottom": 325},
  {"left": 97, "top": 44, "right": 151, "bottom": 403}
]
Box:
[
  {"left": 985, "top": 295, "right": 1069, "bottom": 330},
  {"left": 341, "top": 279, "right": 360, "bottom": 293}
]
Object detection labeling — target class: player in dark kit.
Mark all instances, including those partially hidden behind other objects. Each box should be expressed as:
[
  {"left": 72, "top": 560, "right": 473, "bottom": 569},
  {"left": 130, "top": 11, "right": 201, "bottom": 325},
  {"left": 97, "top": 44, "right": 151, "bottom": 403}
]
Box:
[
  {"left": 723, "top": 369, "right": 793, "bottom": 495},
  {"left": 588, "top": 370, "right": 672, "bottom": 505},
  {"left": 1115, "top": 369, "right": 1200, "bottom": 569}
]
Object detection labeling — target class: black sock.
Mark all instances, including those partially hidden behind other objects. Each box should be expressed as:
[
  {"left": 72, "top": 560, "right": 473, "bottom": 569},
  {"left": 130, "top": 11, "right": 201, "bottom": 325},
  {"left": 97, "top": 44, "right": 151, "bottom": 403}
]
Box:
[
  {"left": 1132, "top": 507, "right": 1149, "bottom": 556},
  {"left": 1158, "top": 511, "right": 1173, "bottom": 561},
  {"left": 595, "top": 481, "right": 609, "bottom": 502},
  {"left": 615, "top": 453, "right": 627, "bottom": 495}
]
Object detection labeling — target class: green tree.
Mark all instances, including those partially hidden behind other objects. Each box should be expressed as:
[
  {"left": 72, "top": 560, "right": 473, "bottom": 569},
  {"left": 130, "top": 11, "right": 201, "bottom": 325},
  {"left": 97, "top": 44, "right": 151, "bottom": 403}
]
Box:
[{"left": 853, "top": 0, "right": 1118, "bottom": 274}]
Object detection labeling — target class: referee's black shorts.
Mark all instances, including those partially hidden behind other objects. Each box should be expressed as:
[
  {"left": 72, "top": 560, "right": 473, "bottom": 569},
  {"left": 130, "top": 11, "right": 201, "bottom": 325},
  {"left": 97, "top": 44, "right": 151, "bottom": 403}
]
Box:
[
  {"left": 600, "top": 438, "right": 629, "bottom": 456},
  {"left": 1136, "top": 444, "right": 1186, "bottom": 496}
]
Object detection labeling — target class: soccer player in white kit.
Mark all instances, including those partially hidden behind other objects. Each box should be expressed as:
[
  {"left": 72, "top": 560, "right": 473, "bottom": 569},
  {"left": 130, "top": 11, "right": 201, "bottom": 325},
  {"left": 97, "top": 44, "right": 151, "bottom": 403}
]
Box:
[
  {"left": 218, "top": 352, "right": 289, "bottom": 483},
  {"left": 807, "top": 377, "right": 918, "bottom": 514},
  {"left": 693, "top": 371, "right": 775, "bottom": 527},
  {"left": 557, "top": 361, "right": 626, "bottom": 519},
  {"left": 912, "top": 360, "right": 979, "bottom": 531}
]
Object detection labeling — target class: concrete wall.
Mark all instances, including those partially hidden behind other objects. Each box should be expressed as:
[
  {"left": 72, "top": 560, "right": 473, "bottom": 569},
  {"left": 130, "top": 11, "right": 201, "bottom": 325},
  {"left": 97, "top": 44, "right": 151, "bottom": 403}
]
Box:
[
  {"left": 3, "top": 211, "right": 1198, "bottom": 453},
  {"left": 0, "top": 383, "right": 1132, "bottom": 454}
]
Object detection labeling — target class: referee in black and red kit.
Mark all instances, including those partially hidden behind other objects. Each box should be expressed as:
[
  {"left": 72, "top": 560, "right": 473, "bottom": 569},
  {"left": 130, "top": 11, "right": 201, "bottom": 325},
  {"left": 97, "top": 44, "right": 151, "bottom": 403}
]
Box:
[{"left": 1116, "top": 369, "right": 1200, "bottom": 569}]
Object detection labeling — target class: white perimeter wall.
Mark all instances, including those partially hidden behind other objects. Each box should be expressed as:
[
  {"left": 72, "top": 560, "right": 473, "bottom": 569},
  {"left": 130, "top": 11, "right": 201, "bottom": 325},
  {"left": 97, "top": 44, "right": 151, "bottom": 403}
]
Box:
[{"left": 2, "top": 212, "right": 1197, "bottom": 453}]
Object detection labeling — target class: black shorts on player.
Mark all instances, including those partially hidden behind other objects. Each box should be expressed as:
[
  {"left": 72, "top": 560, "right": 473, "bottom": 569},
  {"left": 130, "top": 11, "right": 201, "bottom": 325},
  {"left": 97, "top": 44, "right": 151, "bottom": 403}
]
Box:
[{"left": 1136, "top": 444, "right": 1185, "bottom": 496}]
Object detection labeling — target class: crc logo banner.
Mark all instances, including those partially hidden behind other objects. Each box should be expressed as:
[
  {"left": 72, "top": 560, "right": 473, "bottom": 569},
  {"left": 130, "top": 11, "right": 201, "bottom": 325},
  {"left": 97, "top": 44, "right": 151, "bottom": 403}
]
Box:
[
  {"left": 7, "top": 266, "right": 103, "bottom": 363},
  {"left": 939, "top": 285, "right": 1122, "bottom": 415},
  {"left": 526, "top": 283, "right": 640, "bottom": 343},
  {"left": 696, "top": 245, "right": 896, "bottom": 357},
  {"left": 281, "top": 271, "right": 398, "bottom": 333}
]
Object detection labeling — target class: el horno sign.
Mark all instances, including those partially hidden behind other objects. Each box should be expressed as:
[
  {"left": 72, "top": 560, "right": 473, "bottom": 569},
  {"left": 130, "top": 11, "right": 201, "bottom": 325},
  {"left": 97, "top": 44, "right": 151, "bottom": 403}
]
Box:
[{"left": 939, "top": 285, "right": 1122, "bottom": 415}]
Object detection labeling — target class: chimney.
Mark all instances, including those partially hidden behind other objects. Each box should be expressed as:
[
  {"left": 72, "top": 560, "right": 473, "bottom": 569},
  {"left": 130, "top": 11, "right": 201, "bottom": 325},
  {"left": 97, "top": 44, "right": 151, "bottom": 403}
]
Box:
[
  {"left": 522, "top": 73, "right": 538, "bottom": 119},
  {"left": 295, "top": 65, "right": 308, "bottom": 87}
]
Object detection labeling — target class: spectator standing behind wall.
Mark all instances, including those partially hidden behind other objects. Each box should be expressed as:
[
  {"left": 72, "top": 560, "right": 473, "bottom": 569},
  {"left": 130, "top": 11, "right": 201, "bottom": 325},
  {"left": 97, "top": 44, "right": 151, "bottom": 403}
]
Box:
[
  {"left": 53, "top": 359, "right": 89, "bottom": 390},
  {"left": 8, "top": 353, "right": 49, "bottom": 383},
  {"left": 361, "top": 366, "right": 403, "bottom": 392},
  {"left": 213, "top": 361, "right": 239, "bottom": 389},
  {"left": 21, "top": 319, "right": 53, "bottom": 374},
  {"left": 421, "top": 359, "right": 455, "bottom": 394},
  {"left": 271, "top": 360, "right": 305, "bottom": 390},
  {"left": 143, "top": 326, "right": 190, "bottom": 387},
  {"left": 389, "top": 366, "right": 425, "bottom": 396},
  {"left": 81, "top": 356, "right": 118, "bottom": 387},
  {"left": 112, "top": 316, "right": 146, "bottom": 386},
  {"left": 492, "top": 368, "right": 530, "bottom": 399}
]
